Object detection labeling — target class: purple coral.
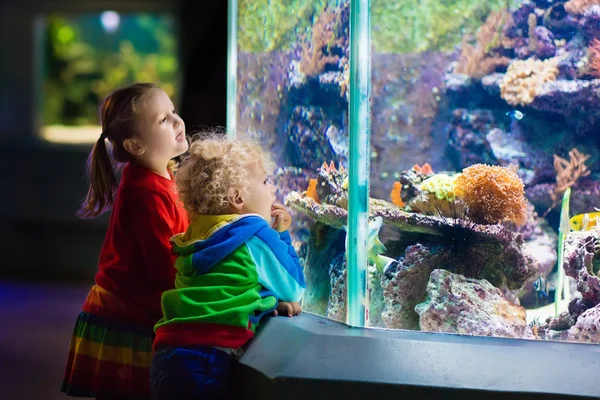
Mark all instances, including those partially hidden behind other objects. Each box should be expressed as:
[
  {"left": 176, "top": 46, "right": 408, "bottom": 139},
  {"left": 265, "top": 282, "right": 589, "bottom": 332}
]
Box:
[
  {"left": 534, "top": 26, "right": 557, "bottom": 58},
  {"left": 510, "top": 3, "right": 536, "bottom": 34},
  {"left": 563, "top": 231, "right": 600, "bottom": 303},
  {"left": 581, "top": 5, "right": 600, "bottom": 41}
]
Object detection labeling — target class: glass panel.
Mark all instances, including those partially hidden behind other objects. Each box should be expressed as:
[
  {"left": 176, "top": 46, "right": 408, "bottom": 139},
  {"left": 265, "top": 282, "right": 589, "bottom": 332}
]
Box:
[
  {"left": 346, "top": 0, "right": 371, "bottom": 327},
  {"left": 368, "top": 0, "right": 600, "bottom": 345},
  {"left": 38, "top": 12, "right": 180, "bottom": 144},
  {"left": 234, "top": 0, "right": 351, "bottom": 321}
]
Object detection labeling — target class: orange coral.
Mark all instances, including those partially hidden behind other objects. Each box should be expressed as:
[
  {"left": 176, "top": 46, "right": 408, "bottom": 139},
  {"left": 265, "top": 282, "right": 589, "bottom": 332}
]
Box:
[
  {"left": 413, "top": 163, "right": 434, "bottom": 174},
  {"left": 455, "top": 10, "right": 513, "bottom": 78},
  {"left": 306, "top": 178, "right": 321, "bottom": 203},
  {"left": 588, "top": 38, "right": 600, "bottom": 78},
  {"left": 565, "top": 0, "right": 600, "bottom": 15},
  {"left": 390, "top": 181, "right": 405, "bottom": 207},
  {"left": 454, "top": 164, "right": 527, "bottom": 226},
  {"left": 299, "top": 6, "right": 347, "bottom": 77},
  {"left": 548, "top": 148, "right": 590, "bottom": 211}
]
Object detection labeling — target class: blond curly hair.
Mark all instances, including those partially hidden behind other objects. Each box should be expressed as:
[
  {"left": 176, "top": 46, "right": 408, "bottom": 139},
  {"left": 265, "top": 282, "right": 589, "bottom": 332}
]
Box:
[{"left": 176, "top": 133, "right": 275, "bottom": 215}]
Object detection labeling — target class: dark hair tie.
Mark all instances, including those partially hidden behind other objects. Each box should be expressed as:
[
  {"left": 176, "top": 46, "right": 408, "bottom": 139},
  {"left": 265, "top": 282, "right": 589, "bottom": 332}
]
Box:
[{"left": 100, "top": 132, "right": 108, "bottom": 140}]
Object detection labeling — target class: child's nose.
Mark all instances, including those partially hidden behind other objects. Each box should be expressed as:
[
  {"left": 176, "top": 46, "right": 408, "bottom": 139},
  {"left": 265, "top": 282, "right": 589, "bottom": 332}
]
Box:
[{"left": 174, "top": 115, "right": 182, "bottom": 127}]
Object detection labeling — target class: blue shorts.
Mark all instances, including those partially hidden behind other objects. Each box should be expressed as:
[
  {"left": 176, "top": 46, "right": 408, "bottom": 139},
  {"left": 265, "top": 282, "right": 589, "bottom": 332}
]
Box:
[{"left": 150, "top": 346, "right": 233, "bottom": 400}]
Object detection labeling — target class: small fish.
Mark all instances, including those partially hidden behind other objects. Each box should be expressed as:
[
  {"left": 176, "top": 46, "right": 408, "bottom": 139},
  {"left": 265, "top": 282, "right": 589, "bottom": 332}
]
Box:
[
  {"left": 341, "top": 217, "right": 396, "bottom": 274},
  {"left": 533, "top": 275, "right": 548, "bottom": 300},
  {"left": 305, "top": 178, "right": 321, "bottom": 204},
  {"left": 569, "top": 212, "right": 600, "bottom": 231},
  {"left": 506, "top": 110, "right": 524, "bottom": 120},
  {"left": 529, "top": 316, "right": 542, "bottom": 339},
  {"left": 390, "top": 181, "right": 405, "bottom": 207}
]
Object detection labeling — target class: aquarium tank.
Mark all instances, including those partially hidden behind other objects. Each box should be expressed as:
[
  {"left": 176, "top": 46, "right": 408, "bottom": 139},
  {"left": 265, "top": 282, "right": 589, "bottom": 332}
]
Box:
[
  {"left": 37, "top": 12, "right": 180, "bottom": 144},
  {"left": 229, "top": 0, "right": 600, "bottom": 344}
]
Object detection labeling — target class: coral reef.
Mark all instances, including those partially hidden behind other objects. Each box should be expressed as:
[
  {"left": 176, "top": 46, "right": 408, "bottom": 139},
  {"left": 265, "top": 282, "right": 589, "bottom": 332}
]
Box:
[
  {"left": 563, "top": 305, "right": 600, "bottom": 343},
  {"left": 416, "top": 269, "right": 534, "bottom": 339},
  {"left": 286, "top": 160, "right": 540, "bottom": 336},
  {"left": 381, "top": 244, "right": 436, "bottom": 330},
  {"left": 587, "top": 37, "right": 600, "bottom": 77},
  {"left": 454, "top": 10, "right": 513, "bottom": 78},
  {"left": 499, "top": 58, "right": 559, "bottom": 106},
  {"left": 236, "top": 0, "right": 600, "bottom": 345},
  {"left": 549, "top": 148, "right": 591, "bottom": 210},
  {"left": 326, "top": 253, "right": 347, "bottom": 322},
  {"left": 526, "top": 178, "right": 600, "bottom": 217},
  {"left": 563, "top": 231, "right": 600, "bottom": 301},
  {"left": 287, "top": 194, "right": 538, "bottom": 291},
  {"left": 565, "top": 0, "right": 600, "bottom": 15},
  {"left": 408, "top": 173, "right": 463, "bottom": 217},
  {"left": 538, "top": 230, "right": 600, "bottom": 342},
  {"left": 299, "top": 4, "right": 349, "bottom": 78},
  {"left": 454, "top": 164, "right": 528, "bottom": 225}
]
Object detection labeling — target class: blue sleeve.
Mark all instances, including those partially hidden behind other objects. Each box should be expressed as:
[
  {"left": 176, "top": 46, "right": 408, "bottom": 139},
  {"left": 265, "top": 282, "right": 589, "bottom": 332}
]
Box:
[{"left": 244, "top": 228, "right": 306, "bottom": 303}]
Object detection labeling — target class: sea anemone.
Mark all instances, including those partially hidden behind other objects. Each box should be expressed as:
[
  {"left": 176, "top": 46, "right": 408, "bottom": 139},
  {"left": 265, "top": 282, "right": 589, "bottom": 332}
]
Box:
[{"left": 395, "top": 200, "right": 500, "bottom": 277}]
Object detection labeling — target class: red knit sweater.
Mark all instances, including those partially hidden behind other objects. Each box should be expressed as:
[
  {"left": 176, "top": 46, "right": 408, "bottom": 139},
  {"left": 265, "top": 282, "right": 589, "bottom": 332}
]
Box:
[{"left": 89, "top": 162, "right": 188, "bottom": 327}]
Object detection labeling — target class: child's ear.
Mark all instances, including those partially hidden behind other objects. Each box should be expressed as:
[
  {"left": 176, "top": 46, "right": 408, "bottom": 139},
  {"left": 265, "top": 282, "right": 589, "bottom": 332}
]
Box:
[
  {"left": 123, "top": 138, "right": 145, "bottom": 156},
  {"left": 227, "top": 187, "right": 244, "bottom": 210}
]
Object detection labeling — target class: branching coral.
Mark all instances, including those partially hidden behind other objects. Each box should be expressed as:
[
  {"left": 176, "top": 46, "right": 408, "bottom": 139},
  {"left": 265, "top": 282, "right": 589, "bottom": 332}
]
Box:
[
  {"left": 454, "top": 164, "right": 528, "bottom": 226},
  {"left": 588, "top": 38, "right": 600, "bottom": 78},
  {"left": 455, "top": 10, "right": 513, "bottom": 78},
  {"left": 299, "top": 5, "right": 348, "bottom": 78},
  {"left": 565, "top": 0, "right": 600, "bottom": 15},
  {"left": 549, "top": 148, "right": 591, "bottom": 210},
  {"left": 499, "top": 57, "right": 559, "bottom": 106}
]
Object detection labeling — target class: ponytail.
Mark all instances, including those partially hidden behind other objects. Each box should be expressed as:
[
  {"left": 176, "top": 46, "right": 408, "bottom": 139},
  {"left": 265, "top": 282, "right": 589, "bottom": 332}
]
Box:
[
  {"left": 77, "top": 82, "right": 157, "bottom": 218},
  {"left": 77, "top": 135, "right": 118, "bottom": 219}
]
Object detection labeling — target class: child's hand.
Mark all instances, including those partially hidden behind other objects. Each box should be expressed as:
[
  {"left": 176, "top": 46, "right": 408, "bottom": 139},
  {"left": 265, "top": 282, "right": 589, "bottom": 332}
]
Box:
[
  {"left": 273, "top": 301, "right": 302, "bottom": 317},
  {"left": 271, "top": 204, "right": 292, "bottom": 232}
]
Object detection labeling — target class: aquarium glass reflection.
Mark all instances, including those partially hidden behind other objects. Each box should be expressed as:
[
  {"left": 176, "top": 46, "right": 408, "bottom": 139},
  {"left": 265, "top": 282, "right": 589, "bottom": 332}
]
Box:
[
  {"left": 38, "top": 12, "right": 180, "bottom": 144},
  {"left": 232, "top": 0, "right": 600, "bottom": 344}
]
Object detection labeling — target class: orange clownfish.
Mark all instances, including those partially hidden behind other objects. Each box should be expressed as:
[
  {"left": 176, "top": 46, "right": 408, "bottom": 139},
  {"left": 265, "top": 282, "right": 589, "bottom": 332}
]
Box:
[{"left": 390, "top": 181, "right": 404, "bottom": 207}]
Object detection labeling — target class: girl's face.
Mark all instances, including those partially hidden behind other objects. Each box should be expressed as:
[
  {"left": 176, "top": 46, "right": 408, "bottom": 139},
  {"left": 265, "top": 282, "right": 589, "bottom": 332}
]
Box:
[
  {"left": 131, "top": 88, "right": 189, "bottom": 170},
  {"left": 238, "top": 161, "right": 277, "bottom": 221}
]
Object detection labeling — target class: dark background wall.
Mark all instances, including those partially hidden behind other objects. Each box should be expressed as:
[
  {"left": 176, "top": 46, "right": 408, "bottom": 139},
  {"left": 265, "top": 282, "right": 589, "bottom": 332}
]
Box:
[{"left": 0, "top": 0, "right": 227, "bottom": 283}]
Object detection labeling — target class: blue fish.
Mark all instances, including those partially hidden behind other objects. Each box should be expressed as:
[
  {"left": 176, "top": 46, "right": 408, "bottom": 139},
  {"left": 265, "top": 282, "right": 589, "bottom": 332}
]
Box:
[{"left": 506, "top": 110, "right": 524, "bottom": 120}]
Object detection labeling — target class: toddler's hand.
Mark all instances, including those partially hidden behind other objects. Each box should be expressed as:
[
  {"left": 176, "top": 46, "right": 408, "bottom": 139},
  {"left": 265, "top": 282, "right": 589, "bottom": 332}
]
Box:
[
  {"left": 273, "top": 301, "right": 302, "bottom": 317},
  {"left": 271, "top": 204, "right": 292, "bottom": 232}
]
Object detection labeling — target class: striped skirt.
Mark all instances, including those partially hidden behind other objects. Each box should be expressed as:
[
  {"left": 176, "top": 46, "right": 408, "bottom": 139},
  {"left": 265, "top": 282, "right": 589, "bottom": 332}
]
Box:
[{"left": 61, "top": 286, "right": 155, "bottom": 399}]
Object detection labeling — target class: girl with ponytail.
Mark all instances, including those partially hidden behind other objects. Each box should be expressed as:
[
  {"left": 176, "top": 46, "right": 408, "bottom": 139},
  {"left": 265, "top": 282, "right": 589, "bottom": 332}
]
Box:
[{"left": 61, "top": 82, "right": 189, "bottom": 400}]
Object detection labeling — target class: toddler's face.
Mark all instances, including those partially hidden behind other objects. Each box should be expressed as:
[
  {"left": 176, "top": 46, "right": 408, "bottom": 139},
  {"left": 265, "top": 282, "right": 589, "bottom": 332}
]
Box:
[{"left": 240, "top": 161, "right": 276, "bottom": 221}]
